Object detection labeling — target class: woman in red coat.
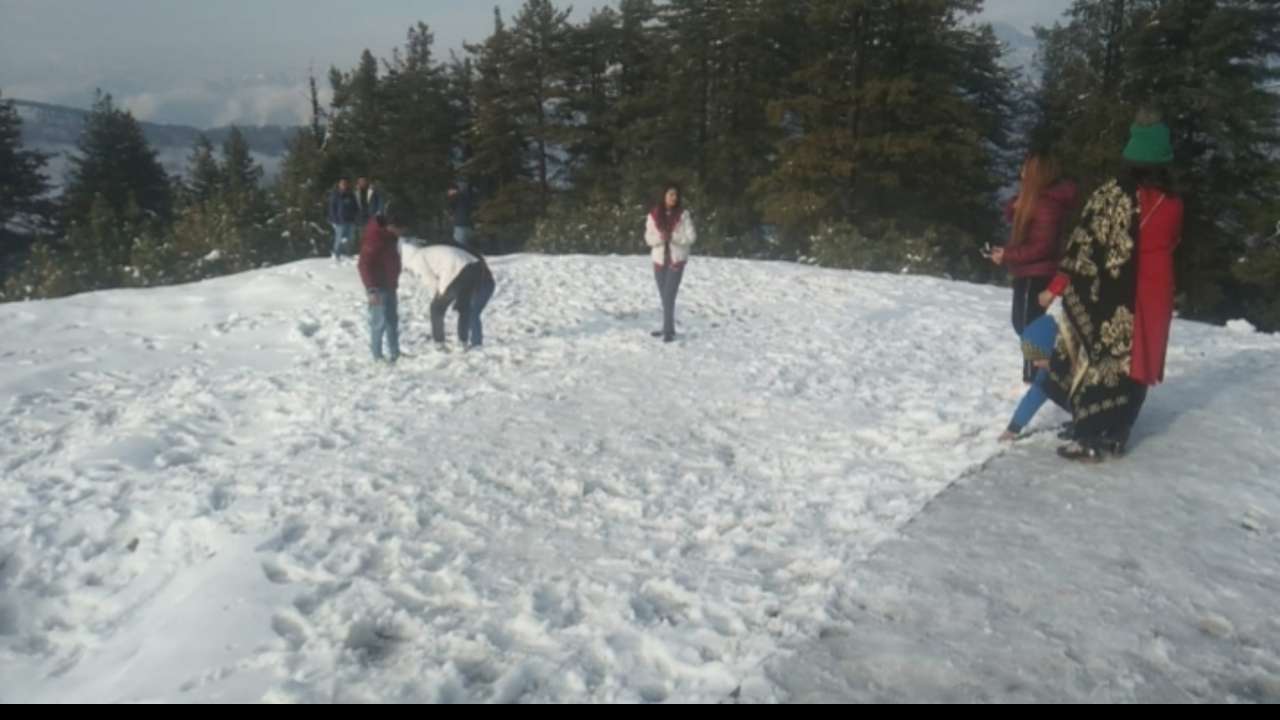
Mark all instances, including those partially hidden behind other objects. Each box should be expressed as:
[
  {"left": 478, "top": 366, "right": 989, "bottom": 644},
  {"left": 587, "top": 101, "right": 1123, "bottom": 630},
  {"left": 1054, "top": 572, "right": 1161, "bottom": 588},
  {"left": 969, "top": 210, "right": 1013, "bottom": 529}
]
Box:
[
  {"left": 1045, "top": 113, "right": 1183, "bottom": 462},
  {"left": 1131, "top": 174, "right": 1183, "bottom": 387}
]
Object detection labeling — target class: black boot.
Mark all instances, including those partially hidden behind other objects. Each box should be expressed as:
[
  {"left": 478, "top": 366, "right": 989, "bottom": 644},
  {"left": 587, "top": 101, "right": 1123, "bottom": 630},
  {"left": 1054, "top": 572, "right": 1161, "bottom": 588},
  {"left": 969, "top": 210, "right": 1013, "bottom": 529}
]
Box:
[
  {"left": 1057, "top": 440, "right": 1108, "bottom": 463},
  {"left": 1104, "top": 429, "right": 1131, "bottom": 458}
]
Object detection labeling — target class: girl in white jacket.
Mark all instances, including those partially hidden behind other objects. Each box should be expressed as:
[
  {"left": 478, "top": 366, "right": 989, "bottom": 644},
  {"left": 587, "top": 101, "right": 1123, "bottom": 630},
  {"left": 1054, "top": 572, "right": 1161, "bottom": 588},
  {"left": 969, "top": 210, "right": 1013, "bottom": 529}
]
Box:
[{"left": 645, "top": 184, "right": 697, "bottom": 342}]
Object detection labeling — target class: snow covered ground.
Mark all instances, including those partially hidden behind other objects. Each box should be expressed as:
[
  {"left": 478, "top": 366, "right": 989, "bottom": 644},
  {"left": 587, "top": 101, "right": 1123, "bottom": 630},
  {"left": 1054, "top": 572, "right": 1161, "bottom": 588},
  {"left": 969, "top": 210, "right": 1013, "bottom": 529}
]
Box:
[{"left": 1, "top": 255, "right": 1277, "bottom": 703}]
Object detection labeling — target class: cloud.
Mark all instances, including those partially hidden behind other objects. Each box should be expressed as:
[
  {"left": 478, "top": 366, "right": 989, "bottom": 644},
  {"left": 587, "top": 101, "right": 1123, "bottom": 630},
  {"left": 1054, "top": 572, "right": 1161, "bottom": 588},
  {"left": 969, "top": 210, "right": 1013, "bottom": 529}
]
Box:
[
  {"left": 103, "top": 81, "right": 332, "bottom": 128},
  {"left": 210, "top": 82, "right": 328, "bottom": 127},
  {"left": 121, "top": 93, "right": 162, "bottom": 122}
]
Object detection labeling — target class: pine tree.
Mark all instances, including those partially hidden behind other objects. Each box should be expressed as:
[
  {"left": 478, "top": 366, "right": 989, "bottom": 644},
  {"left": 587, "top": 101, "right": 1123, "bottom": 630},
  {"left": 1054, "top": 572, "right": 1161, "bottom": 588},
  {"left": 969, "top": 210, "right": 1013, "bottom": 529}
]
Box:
[
  {"left": 185, "top": 134, "right": 223, "bottom": 206},
  {"left": 445, "top": 55, "right": 477, "bottom": 177},
  {"left": 559, "top": 0, "right": 665, "bottom": 208},
  {"left": 611, "top": 0, "right": 665, "bottom": 198},
  {"left": 222, "top": 127, "right": 263, "bottom": 200},
  {"left": 64, "top": 92, "right": 174, "bottom": 228},
  {"left": 561, "top": 7, "right": 623, "bottom": 201},
  {"left": 377, "top": 23, "right": 455, "bottom": 231},
  {"left": 510, "top": 0, "right": 574, "bottom": 203},
  {"left": 0, "top": 90, "right": 52, "bottom": 233},
  {"left": 327, "top": 50, "right": 382, "bottom": 175},
  {"left": 755, "top": 0, "right": 1016, "bottom": 269},
  {"left": 466, "top": 8, "right": 540, "bottom": 250},
  {"left": 0, "top": 90, "right": 53, "bottom": 273},
  {"left": 308, "top": 74, "right": 327, "bottom": 148},
  {"left": 277, "top": 128, "right": 329, "bottom": 258}
]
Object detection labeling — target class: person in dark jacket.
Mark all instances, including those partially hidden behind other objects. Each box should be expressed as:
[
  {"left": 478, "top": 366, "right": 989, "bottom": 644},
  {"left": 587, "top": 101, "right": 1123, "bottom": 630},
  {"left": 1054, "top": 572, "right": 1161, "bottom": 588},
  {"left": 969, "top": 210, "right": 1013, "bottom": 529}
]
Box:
[
  {"left": 447, "top": 182, "right": 475, "bottom": 247},
  {"left": 357, "top": 213, "right": 404, "bottom": 363},
  {"left": 328, "top": 178, "right": 359, "bottom": 261},
  {"left": 991, "top": 150, "right": 1078, "bottom": 381},
  {"left": 355, "top": 176, "right": 385, "bottom": 226}
]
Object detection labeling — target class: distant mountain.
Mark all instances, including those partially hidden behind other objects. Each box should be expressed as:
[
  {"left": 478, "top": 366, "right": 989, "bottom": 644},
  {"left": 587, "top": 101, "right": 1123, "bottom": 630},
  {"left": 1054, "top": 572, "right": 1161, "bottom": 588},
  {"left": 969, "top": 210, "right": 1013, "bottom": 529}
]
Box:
[
  {"left": 13, "top": 99, "right": 296, "bottom": 156},
  {"left": 12, "top": 99, "right": 294, "bottom": 185}
]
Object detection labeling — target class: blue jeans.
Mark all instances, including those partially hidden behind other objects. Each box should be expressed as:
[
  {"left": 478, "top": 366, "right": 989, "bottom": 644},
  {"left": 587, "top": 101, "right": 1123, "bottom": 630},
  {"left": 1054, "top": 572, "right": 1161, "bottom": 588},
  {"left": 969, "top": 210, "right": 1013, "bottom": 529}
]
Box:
[
  {"left": 332, "top": 223, "right": 355, "bottom": 257},
  {"left": 453, "top": 226, "right": 473, "bottom": 247},
  {"left": 461, "top": 273, "right": 495, "bottom": 347},
  {"left": 368, "top": 290, "right": 400, "bottom": 361},
  {"left": 1008, "top": 368, "right": 1051, "bottom": 435}
]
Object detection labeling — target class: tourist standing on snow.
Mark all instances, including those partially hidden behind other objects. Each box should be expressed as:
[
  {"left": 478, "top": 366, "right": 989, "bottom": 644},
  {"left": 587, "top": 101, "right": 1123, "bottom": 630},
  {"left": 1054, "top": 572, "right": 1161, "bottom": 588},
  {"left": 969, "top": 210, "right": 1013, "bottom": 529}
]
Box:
[
  {"left": 1042, "top": 110, "right": 1184, "bottom": 462},
  {"left": 447, "top": 182, "right": 476, "bottom": 248},
  {"left": 358, "top": 212, "right": 404, "bottom": 363},
  {"left": 355, "top": 176, "right": 385, "bottom": 227},
  {"left": 645, "top": 183, "right": 697, "bottom": 343},
  {"left": 328, "top": 178, "right": 359, "bottom": 261},
  {"left": 990, "top": 145, "right": 1078, "bottom": 382}
]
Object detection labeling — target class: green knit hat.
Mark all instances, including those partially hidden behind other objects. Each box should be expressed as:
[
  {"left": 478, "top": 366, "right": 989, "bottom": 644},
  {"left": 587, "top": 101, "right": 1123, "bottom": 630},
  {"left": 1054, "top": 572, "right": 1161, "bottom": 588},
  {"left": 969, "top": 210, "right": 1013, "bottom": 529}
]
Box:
[{"left": 1123, "top": 122, "right": 1174, "bottom": 166}]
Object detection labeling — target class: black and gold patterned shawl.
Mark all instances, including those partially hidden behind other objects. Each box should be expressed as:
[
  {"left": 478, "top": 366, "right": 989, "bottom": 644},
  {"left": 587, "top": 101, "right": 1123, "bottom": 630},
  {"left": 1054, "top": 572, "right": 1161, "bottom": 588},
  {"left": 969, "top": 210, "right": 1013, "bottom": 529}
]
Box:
[{"left": 1045, "top": 179, "right": 1139, "bottom": 438}]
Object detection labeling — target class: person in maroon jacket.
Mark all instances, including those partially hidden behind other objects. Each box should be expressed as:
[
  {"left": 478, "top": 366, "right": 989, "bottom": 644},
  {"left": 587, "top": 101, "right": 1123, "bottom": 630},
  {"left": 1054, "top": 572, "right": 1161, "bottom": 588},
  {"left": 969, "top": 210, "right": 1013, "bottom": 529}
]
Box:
[
  {"left": 991, "top": 149, "right": 1078, "bottom": 381},
  {"left": 357, "top": 213, "right": 404, "bottom": 363}
]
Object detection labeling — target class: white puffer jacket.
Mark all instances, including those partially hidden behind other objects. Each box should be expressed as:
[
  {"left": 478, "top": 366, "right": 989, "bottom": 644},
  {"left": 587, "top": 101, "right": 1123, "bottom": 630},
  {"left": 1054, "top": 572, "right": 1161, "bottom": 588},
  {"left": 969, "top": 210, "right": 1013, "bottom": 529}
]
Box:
[
  {"left": 400, "top": 240, "right": 479, "bottom": 296},
  {"left": 645, "top": 209, "right": 697, "bottom": 266}
]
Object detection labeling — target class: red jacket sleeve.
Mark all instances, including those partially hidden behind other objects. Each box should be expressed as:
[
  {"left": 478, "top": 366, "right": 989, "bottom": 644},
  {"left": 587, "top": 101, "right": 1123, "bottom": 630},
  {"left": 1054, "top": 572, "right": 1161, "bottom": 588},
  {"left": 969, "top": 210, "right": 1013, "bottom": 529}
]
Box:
[
  {"left": 1048, "top": 273, "right": 1070, "bottom": 297},
  {"left": 998, "top": 213, "right": 1059, "bottom": 267}
]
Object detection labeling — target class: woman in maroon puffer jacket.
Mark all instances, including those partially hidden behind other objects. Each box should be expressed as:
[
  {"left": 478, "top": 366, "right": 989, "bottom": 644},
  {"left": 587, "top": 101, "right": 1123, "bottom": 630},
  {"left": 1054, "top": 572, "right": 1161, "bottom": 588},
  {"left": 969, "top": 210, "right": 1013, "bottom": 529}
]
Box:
[{"left": 991, "top": 151, "right": 1079, "bottom": 381}]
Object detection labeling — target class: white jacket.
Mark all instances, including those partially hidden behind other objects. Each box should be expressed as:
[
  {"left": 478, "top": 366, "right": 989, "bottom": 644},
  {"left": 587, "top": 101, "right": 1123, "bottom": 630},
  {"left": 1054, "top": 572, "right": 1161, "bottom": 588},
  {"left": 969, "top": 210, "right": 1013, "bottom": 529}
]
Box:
[
  {"left": 400, "top": 240, "right": 480, "bottom": 296},
  {"left": 645, "top": 209, "right": 697, "bottom": 265}
]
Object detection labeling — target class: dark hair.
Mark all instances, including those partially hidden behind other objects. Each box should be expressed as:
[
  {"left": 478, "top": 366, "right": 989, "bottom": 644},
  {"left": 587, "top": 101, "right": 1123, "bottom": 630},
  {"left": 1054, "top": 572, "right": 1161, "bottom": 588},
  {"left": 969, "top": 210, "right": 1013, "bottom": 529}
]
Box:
[
  {"left": 1027, "top": 123, "right": 1060, "bottom": 159},
  {"left": 1129, "top": 164, "right": 1178, "bottom": 196},
  {"left": 658, "top": 183, "right": 683, "bottom": 210}
]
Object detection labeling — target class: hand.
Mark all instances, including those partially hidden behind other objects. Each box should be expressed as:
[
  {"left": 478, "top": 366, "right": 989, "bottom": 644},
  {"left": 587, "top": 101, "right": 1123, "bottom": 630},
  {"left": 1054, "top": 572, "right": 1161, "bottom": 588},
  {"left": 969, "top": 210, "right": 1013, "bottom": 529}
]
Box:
[
  {"left": 1039, "top": 290, "right": 1055, "bottom": 308},
  {"left": 989, "top": 247, "right": 1005, "bottom": 265},
  {"left": 368, "top": 290, "right": 381, "bottom": 306},
  {"left": 999, "top": 431, "right": 1017, "bottom": 443}
]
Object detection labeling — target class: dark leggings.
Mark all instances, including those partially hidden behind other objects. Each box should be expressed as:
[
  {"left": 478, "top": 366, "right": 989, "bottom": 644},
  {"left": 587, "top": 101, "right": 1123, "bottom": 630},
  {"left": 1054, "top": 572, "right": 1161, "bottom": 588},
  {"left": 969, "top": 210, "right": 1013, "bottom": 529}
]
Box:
[{"left": 655, "top": 262, "right": 685, "bottom": 339}]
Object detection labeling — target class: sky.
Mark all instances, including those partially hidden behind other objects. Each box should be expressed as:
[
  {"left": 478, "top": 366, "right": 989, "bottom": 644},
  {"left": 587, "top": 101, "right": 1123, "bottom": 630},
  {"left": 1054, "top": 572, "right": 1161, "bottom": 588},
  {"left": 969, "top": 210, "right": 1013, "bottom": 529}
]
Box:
[{"left": 0, "top": 0, "right": 1075, "bottom": 128}]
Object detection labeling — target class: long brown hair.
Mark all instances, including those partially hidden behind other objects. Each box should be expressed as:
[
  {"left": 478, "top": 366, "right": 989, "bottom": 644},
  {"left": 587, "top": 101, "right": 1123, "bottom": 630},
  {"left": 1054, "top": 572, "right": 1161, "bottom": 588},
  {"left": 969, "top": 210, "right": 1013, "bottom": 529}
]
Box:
[
  {"left": 1011, "top": 154, "right": 1062, "bottom": 246},
  {"left": 652, "top": 183, "right": 684, "bottom": 238}
]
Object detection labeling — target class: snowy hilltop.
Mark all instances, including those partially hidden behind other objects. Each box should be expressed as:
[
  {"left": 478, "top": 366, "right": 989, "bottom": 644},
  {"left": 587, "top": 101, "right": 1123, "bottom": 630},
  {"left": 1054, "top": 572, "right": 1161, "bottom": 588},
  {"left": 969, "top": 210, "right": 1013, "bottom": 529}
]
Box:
[{"left": 1, "top": 255, "right": 1278, "bottom": 702}]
